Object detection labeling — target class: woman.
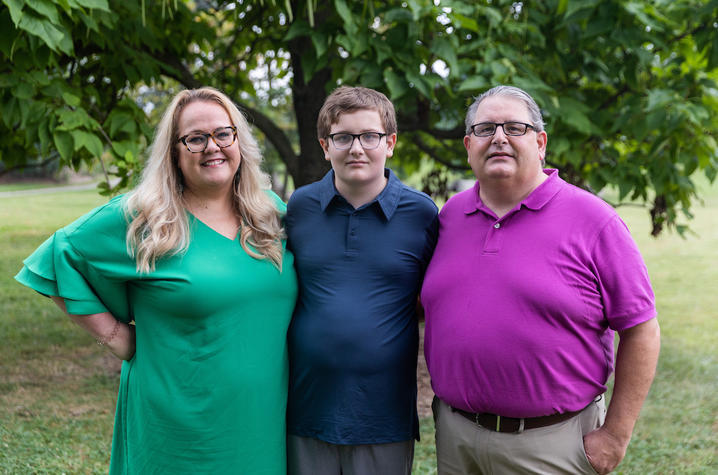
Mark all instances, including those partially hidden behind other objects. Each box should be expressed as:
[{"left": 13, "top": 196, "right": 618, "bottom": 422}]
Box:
[{"left": 15, "top": 87, "right": 297, "bottom": 474}]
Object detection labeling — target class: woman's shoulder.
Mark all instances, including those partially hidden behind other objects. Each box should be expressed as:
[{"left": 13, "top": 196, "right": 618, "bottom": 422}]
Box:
[
  {"left": 62, "top": 194, "right": 129, "bottom": 242},
  {"left": 264, "top": 189, "right": 287, "bottom": 214}
]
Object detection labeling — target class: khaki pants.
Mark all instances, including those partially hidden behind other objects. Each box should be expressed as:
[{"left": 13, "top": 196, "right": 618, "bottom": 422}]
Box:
[{"left": 433, "top": 396, "right": 606, "bottom": 475}]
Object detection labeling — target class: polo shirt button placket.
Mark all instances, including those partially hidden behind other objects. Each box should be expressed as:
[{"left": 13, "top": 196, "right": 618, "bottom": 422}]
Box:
[
  {"left": 347, "top": 213, "right": 359, "bottom": 254},
  {"left": 482, "top": 220, "right": 502, "bottom": 254}
]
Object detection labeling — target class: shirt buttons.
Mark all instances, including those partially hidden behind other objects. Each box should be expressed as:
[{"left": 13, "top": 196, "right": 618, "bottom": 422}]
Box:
[{"left": 494, "top": 223, "right": 501, "bottom": 229}]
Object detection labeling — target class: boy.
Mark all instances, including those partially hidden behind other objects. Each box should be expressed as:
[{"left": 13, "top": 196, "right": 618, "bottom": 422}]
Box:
[{"left": 285, "top": 86, "right": 438, "bottom": 475}]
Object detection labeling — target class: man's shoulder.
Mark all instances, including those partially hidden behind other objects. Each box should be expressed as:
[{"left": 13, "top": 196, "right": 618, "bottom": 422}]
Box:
[
  {"left": 287, "top": 181, "right": 323, "bottom": 208},
  {"left": 396, "top": 181, "right": 438, "bottom": 214},
  {"left": 439, "top": 186, "right": 475, "bottom": 215},
  {"left": 555, "top": 181, "right": 617, "bottom": 219}
]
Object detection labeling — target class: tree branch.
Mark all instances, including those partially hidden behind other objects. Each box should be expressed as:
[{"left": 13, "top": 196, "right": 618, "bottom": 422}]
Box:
[
  {"left": 0, "top": 156, "right": 58, "bottom": 177},
  {"left": 413, "top": 134, "right": 471, "bottom": 171},
  {"left": 398, "top": 112, "right": 465, "bottom": 140}
]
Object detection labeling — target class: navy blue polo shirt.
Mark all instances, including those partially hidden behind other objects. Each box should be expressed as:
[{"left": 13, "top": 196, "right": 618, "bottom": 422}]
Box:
[{"left": 286, "top": 168, "right": 438, "bottom": 445}]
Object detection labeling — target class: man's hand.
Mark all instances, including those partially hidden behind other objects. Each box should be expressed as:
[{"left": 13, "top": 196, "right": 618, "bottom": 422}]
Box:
[
  {"left": 584, "top": 318, "right": 660, "bottom": 474},
  {"left": 583, "top": 426, "right": 629, "bottom": 474}
]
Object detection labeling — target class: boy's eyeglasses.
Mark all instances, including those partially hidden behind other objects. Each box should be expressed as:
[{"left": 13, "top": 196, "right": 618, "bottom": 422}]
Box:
[{"left": 328, "top": 132, "right": 387, "bottom": 150}]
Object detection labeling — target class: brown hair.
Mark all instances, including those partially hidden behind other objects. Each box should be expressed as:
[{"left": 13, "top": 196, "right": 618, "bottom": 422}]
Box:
[{"left": 317, "top": 86, "right": 397, "bottom": 139}]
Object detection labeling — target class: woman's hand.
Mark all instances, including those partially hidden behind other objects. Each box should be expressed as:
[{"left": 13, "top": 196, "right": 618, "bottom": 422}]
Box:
[{"left": 51, "top": 296, "right": 136, "bottom": 360}]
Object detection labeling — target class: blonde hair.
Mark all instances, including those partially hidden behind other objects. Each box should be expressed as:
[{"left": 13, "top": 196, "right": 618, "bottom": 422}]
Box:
[{"left": 124, "top": 87, "right": 284, "bottom": 273}]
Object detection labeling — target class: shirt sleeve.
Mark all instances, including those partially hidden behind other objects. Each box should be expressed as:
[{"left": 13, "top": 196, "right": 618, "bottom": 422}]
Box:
[
  {"left": 14, "top": 198, "right": 134, "bottom": 322},
  {"left": 418, "top": 204, "right": 439, "bottom": 275},
  {"left": 592, "top": 215, "right": 657, "bottom": 331}
]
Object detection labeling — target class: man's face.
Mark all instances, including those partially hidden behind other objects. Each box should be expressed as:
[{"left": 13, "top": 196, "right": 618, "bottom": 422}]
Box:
[
  {"left": 464, "top": 96, "right": 547, "bottom": 186},
  {"left": 319, "top": 109, "right": 396, "bottom": 193}
]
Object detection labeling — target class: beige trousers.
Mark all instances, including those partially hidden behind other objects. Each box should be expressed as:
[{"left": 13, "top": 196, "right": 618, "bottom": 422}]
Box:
[{"left": 433, "top": 396, "right": 606, "bottom": 475}]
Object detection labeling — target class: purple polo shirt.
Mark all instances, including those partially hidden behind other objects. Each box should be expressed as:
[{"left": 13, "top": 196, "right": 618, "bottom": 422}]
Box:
[{"left": 421, "top": 169, "right": 656, "bottom": 417}]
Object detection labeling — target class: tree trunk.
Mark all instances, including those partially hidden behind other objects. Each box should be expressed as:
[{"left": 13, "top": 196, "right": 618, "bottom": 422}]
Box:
[{"left": 287, "top": 40, "right": 332, "bottom": 188}]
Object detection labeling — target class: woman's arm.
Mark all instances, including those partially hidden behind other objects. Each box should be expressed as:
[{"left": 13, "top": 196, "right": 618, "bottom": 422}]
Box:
[{"left": 51, "top": 296, "right": 136, "bottom": 360}]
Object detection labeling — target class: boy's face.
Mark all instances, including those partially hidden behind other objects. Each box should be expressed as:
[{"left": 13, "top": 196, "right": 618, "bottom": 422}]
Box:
[{"left": 319, "top": 109, "right": 396, "bottom": 197}]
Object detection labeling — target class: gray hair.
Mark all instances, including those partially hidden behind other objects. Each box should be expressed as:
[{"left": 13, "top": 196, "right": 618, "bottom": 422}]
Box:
[{"left": 464, "top": 85, "right": 545, "bottom": 135}]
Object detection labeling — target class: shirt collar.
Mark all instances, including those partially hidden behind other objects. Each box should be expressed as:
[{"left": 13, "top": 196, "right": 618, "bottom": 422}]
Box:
[
  {"left": 319, "top": 168, "right": 402, "bottom": 220},
  {"left": 464, "top": 169, "right": 562, "bottom": 215}
]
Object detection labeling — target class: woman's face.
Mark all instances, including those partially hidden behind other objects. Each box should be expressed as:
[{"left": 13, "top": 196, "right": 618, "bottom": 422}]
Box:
[{"left": 175, "top": 100, "right": 241, "bottom": 197}]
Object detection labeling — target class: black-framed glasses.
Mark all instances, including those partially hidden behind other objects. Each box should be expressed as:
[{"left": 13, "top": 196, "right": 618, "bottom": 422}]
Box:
[
  {"left": 328, "top": 132, "right": 387, "bottom": 150},
  {"left": 469, "top": 122, "right": 535, "bottom": 137},
  {"left": 178, "top": 126, "right": 237, "bottom": 153}
]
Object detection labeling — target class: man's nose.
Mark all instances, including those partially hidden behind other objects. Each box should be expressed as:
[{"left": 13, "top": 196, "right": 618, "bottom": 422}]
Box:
[
  {"left": 492, "top": 126, "right": 509, "bottom": 144},
  {"left": 349, "top": 136, "right": 364, "bottom": 153}
]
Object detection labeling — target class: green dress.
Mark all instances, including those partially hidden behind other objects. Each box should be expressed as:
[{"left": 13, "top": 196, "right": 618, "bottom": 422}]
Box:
[{"left": 15, "top": 195, "right": 298, "bottom": 474}]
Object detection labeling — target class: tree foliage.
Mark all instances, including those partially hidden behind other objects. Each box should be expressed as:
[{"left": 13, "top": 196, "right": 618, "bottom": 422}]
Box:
[{"left": 1, "top": 0, "right": 717, "bottom": 235}]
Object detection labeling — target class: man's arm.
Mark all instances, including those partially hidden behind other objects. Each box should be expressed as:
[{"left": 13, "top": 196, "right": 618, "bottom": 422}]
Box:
[{"left": 584, "top": 317, "right": 660, "bottom": 474}]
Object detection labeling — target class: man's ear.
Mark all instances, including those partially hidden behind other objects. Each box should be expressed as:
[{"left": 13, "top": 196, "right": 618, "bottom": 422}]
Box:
[
  {"left": 385, "top": 133, "right": 397, "bottom": 158},
  {"left": 319, "top": 138, "right": 330, "bottom": 161},
  {"left": 536, "top": 131, "right": 547, "bottom": 162}
]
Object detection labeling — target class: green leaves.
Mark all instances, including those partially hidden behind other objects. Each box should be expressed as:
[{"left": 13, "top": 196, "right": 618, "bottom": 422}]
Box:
[
  {"left": 0, "top": 0, "right": 181, "bottom": 193},
  {"left": 1, "top": 0, "right": 717, "bottom": 235},
  {"left": 73, "top": 0, "right": 110, "bottom": 10},
  {"left": 71, "top": 130, "right": 103, "bottom": 157},
  {"left": 52, "top": 130, "right": 73, "bottom": 160},
  {"left": 17, "top": 11, "right": 72, "bottom": 54},
  {"left": 383, "top": 68, "right": 408, "bottom": 99},
  {"left": 557, "top": 96, "right": 598, "bottom": 135},
  {"left": 4, "top": 0, "right": 25, "bottom": 25},
  {"left": 430, "top": 37, "right": 459, "bottom": 78},
  {"left": 26, "top": 0, "right": 61, "bottom": 25}
]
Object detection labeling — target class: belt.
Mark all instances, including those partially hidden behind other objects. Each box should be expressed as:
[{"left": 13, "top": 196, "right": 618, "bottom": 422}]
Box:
[{"left": 451, "top": 407, "right": 582, "bottom": 433}]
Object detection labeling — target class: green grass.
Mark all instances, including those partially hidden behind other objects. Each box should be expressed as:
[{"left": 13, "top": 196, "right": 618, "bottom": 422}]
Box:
[
  {"left": 0, "top": 190, "right": 114, "bottom": 474},
  {"left": 1, "top": 184, "right": 717, "bottom": 474},
  {"left": 607, "top": 179, "right": 718, "bottom": 474},
  {"left": 0, "top": 181, "right": 93, "bottom": 192},
  {"left": 0, "top": 182, "right": 53, "bottom": 192}
]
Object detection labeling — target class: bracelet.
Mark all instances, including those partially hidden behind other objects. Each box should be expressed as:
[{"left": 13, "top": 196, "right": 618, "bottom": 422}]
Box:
[{"left": 97, "top": 319, "right": 121, "bottom": 346}]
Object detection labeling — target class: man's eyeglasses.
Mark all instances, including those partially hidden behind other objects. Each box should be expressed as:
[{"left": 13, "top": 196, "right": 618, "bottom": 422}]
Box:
[
  {"left": 178, "top": 126, "right": 237, "bottom": 153},
  {"left": 469, "top": 122, "right": 535, "bottom": 137},
  {"left": 328, "top": 132, "right": 387, "bottom": 150}
]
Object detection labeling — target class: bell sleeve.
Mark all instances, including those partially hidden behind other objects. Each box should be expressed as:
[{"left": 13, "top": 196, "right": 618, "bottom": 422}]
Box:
[{"left": 15, "top": 198, "right": 134, "bottom": 323}]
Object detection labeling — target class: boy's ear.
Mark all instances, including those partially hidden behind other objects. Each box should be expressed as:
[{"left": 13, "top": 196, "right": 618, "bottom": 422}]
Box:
[
  {"left": 318, "top": 138, "right": 330, "bottom": 160},
  {"left": 385, "top": 133, "right": 397, "bottom": 158}
]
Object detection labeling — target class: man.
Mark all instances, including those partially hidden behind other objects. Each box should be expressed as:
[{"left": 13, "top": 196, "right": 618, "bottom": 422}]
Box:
[
  {"left": 285, "top": 86, "right": 438, "bottom": 475},
  {"left": 421, "top": 85, "right": 660, "bottom": 475}
]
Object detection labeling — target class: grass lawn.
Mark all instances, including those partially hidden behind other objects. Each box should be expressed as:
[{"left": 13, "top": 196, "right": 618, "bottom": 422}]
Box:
[
  {"left": 1, "top": 182, "right": 717, "bottom": 474},
  {"left": 0, "top": 182, "right": 57, "bottom": 192},
  {"left": 0, "top": 181, "right": 95, "bottom": 193}
]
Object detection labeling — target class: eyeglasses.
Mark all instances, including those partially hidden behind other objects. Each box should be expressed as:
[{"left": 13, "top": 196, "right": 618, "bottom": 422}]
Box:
[
  {"left": 178, "top": 126, "right": 237, "bottom": 153},
  {"left": 469, "top": 122, "right": 535, "bottom": 137},
  {"left": 327, "top": 132, "right": 387, "bottom": 150}
]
